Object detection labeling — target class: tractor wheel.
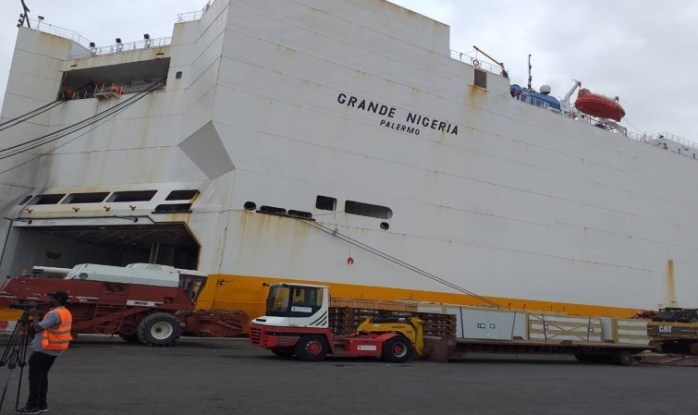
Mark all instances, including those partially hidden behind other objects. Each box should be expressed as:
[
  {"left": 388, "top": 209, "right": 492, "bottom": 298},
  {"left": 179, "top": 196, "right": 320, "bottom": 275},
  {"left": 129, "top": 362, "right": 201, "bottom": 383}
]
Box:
[
  {"left": 118, "top": 332, "right": 141, "bottom": 343},
  {"left": 382, "top": 336, "right": 414, "bottom": 363},
  {"left": 612, "top": 350, "right": 634, "bottom": 366},
  {"left": 294, "top": 335, "right": 328, "bottom": 361},
  {"left": 137, "top": 312, "right": 181, "bottom": 347}
]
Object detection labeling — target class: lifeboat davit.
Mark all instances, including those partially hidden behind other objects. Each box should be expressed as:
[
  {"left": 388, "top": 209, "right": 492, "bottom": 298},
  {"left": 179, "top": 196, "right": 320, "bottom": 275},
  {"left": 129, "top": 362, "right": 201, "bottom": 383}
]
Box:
[{"left": 574, "top": 88, "right": 625, "bottom": 121}]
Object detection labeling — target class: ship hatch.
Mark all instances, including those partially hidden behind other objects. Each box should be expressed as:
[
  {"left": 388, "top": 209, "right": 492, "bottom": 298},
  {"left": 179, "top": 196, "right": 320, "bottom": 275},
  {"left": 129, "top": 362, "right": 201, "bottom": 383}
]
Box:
[{"left": 0, "top": 222, "right": 199, "bottom": 274}]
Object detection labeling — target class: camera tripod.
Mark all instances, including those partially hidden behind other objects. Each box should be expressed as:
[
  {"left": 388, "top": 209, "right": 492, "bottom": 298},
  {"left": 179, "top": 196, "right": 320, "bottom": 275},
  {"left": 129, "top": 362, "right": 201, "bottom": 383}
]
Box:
[{"left": 0, "top": 309, "right": 33, "bottom": 412}]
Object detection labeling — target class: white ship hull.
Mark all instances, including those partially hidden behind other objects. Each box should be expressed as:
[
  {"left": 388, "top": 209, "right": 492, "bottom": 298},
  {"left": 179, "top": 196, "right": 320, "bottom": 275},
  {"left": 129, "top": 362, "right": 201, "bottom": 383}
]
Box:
[{"left": 0, "top": 0, "right": 694, "bottom": 319}]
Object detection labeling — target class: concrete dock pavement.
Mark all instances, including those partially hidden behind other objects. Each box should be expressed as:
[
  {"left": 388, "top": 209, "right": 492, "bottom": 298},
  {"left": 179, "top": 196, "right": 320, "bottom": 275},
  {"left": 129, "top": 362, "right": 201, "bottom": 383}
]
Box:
[{"left": 0, "top": 336, "right": 693, "bottom": 415}]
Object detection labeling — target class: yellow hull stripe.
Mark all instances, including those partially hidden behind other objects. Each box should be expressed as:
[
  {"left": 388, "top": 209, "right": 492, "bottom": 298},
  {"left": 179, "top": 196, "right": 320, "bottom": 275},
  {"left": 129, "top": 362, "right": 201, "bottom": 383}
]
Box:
[{"left": 196, "top": 274, "right": 639, "bottom": 323}]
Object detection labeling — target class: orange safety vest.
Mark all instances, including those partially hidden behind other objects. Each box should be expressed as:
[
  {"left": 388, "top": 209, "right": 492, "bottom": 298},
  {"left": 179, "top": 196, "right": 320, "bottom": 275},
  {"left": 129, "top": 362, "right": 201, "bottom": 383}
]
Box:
[{"left": 41, "top": 307, "right": 73, "bottom": 351}]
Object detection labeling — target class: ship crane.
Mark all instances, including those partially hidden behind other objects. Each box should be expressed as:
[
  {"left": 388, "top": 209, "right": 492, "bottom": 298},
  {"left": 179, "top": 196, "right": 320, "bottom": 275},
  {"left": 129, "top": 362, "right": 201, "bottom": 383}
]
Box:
[
  {"left": 473, "top": 45, "right": 508, "bottom": 78},
  {"left": 560, "top": 79, "right": 582, "bottom": 114}
]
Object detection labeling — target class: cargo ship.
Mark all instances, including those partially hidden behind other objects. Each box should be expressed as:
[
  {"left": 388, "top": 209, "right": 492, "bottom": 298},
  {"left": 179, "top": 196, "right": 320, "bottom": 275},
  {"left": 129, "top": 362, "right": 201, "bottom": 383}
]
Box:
[{"left": 0, "top": 0, "right": 695, "bottom": 321}]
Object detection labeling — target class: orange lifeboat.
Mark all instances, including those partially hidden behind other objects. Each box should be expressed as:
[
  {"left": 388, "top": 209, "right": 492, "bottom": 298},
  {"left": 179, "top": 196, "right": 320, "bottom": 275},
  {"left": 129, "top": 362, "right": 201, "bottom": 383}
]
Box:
[{"left": 574, "top": 88, "right": 625, "bottom": 121}]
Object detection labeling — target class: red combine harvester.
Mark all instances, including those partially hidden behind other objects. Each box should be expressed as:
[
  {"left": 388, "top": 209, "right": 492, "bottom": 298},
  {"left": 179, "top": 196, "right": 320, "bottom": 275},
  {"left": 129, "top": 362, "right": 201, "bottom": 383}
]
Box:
[{"left": 0, "top": 263, "right": 248, "bottom": 346}]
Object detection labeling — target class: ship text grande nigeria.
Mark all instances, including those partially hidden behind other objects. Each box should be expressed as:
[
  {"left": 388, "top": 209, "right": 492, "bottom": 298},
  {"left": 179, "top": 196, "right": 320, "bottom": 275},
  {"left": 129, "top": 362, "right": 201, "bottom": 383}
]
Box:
[{"left": 336, "top": 92, "right": 459, "bottom": 136}]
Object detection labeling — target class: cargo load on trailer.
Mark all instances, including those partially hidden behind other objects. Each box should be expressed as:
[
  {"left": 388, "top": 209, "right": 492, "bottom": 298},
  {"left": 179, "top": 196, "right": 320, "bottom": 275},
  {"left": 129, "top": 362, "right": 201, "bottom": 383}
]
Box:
[
  {"left": 646, "top": 307, "right": 698, "bottom": 355},
  {"left": 0, "top": 263, "right": 248, "bottom": 346},
  {"left": 249, "top": 283, "right": 653, "bottom": 365}
]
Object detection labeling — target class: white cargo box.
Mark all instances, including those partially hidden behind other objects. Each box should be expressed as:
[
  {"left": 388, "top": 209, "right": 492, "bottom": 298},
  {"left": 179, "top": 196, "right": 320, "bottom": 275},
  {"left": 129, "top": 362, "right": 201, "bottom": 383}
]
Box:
[
  {"left": 601, "top": 317, "right": 649, "bottom": 345},
  {"left": 457, "top": 308, "right": 527, "bottom": 340},
  {"left": 419, "top": 305, "right": 527, "bottom": 341},
  {"left": 528, "top": 314, "right": 603, "bottom": 342},
  {"left": 66, "top": 263, "right": 181, "bottom": 287}
]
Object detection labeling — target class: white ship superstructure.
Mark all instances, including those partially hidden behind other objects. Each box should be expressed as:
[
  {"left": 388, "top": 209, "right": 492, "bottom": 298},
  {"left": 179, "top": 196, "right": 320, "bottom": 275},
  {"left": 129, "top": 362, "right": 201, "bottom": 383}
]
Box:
[{"left": 0, "top": 0, "right": 696, "bottom": 319}]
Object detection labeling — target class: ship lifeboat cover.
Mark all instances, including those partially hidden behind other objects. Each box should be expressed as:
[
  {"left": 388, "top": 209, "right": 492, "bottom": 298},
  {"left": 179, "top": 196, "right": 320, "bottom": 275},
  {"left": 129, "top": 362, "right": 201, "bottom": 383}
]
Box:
[{"left": 574, "top": 88, "right": 625, "bottom": 121}]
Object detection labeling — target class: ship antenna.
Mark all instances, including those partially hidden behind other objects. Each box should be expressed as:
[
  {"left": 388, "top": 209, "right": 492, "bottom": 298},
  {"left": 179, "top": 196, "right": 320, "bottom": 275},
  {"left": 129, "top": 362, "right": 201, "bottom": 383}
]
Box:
[
  {"left": 17, "top": 0, "right": 31, "bottom": 28},
  {"left": 527, "top": 54, "right": 532, "bottom": 90}
]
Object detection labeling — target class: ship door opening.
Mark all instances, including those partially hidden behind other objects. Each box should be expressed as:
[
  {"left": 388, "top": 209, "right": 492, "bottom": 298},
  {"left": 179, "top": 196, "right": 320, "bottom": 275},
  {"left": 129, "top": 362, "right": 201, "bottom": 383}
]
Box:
[{"left": 0, "top": 222, "right": 199, "bottom": 276}]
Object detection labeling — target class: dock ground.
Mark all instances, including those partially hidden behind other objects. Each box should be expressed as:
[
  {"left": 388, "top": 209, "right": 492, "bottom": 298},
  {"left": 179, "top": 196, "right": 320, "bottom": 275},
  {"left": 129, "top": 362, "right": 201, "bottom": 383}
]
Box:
[{"left": 0, "top": 336, "right": 693, "bottom": 415}]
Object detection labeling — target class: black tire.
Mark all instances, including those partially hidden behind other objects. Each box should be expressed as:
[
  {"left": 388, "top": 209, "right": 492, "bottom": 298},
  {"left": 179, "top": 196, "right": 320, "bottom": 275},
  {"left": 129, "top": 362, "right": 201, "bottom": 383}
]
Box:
[
  {"left": 118, "top": 332, "right": 141, "bottom": 343},
  {"left": 271, "top": 349, "right": 294, "bottom": 358},
  {"left": 137, "top": 312, "right": 181, "bottom": 347},
  {"left": 294, "top": 335, "right": 328, "bottom": 361},
  {"left": 612, "top": 350, "right": 634, "bottom": 366},
  {"left": 382, "top": 336, "right": 414, "bottom": 363}
]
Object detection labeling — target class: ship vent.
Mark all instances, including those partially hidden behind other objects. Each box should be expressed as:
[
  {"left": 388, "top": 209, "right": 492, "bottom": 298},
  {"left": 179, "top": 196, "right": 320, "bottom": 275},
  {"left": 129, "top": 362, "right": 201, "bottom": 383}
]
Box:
[
  {"left": 288, "top": 210, "right": 313, "bottom": 220},
  {"left": 258, "top": 206, "right": 286, "bottom": 215},
  {"left": 153, "top": 203, "right": 192, "bottom": 214}
]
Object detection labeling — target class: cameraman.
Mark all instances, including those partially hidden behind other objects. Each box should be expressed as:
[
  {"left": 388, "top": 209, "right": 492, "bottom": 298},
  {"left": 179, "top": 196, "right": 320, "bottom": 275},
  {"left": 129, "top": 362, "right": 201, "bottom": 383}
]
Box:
[{"left": 14, "top": 292, "right": 73, "bottom": 415}]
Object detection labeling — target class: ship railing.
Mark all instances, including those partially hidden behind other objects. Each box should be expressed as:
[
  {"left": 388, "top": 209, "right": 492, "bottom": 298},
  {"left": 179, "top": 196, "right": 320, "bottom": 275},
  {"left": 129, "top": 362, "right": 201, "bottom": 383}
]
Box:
[
  {"left": 450, "top": 50, "right": 501, "bottom": 76},
  {"left": 177, "top": 0, "right": 217, "bottom": 22},
  {"left": 71, "top": 37, "right": 172, "bottom": 59},
  {"left": 25, "top": 18, "right": 171, "bottom": 59},
  {"left": 565, "top": 112, "right": 698, "bottom": 154},
  {"left": 648, "top": 132, "right": 698, "bottom": 151},
  {"left": 517, "top": 95, "right": 550, "bottom": 111},
  {"left": 28, "top": 19, "right": 92, "bottom": 51}
]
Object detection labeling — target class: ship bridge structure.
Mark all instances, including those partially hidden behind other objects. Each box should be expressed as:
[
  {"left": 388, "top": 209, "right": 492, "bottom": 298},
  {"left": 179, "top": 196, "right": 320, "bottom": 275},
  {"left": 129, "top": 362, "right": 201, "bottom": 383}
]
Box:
[{"left": 0, "top": 0, "right": 696, "bottom": 318}]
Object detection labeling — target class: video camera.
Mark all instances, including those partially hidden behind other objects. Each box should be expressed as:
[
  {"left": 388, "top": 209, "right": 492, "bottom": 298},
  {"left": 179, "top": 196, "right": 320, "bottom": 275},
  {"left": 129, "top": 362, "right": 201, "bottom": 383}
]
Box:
[{"left": 9, "top": 302, "right": 37, "bottom": 312}]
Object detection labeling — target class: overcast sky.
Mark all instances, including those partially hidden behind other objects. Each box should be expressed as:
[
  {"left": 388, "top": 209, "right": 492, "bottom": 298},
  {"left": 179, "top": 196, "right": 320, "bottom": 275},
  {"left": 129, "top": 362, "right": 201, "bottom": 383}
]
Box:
[{"left": 1, "top": 0, "right": 696, "bottom": 142}]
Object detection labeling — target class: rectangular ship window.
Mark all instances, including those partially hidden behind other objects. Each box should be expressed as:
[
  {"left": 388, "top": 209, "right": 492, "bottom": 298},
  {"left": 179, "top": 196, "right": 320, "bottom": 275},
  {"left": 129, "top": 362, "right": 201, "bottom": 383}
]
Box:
[
  {"left": 17, "top": 195, "right": 33, "bottom": 205},
  {"left": 345, "top": 200, "right": 392, "bottom": 219},
  {"left": 166, "top": 190, "right": 199, "bottom": 201},
  {"left": 29, "top": 194, "right": 66, "bottom": 205},
  {"left": 62, "top": 192, "right": 110, "bottom": 204},
  {"left": 107, "top": 190, "right": 157, "bottom": 202},
  {"left": 316, "top": 196, "right": 336, "bottom": 211},
  {"left": 474, "top": 69, "right": 487, "bottom": 89},
  {"left": 153, "top": 203, "right": 192, "bottom": 213}
]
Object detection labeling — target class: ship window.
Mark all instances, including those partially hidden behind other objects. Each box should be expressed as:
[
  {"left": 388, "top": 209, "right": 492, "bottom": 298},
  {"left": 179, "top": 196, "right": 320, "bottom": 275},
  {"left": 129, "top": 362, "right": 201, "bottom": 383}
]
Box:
[
  {"left": 166, "top": 190, "right": 199, "bottom": 201},
  {"left": 29, "top": 194, "right": 66, "bottom": 205},
  {"left": 288, "top": 210, "right": 313, "bottom": 219},
  {"left": 107, "top": 190, "right": 157, "bottom": 202},
  {"left": 244, "top": 201, "right": 256, "bottom": 211},
  {"left": 316, "top": 196, "right": 336, "bottom": 211},
  {"left": 153, "top": 203, "right": 192, "bottom": 213},
  {"left": 345, "top": 200, "right": 392, "bottom": 219},
  {"left": 62, "top": 192, "right": 109, "bottom": 204},
  {"left": 259, "top": 205, "right": 286, "bottom": 215},
  {"left": 474, "top": 69, "right": 487, "bottom": 89},
  {"left": 17, "top": 195, "right": 33, "bottom": 205},
  {"left": 380, "top": 222, "right": 389, "bottom": 230},
  {"left": 175, "top": 71, "right": 183, "bottom": 79}
]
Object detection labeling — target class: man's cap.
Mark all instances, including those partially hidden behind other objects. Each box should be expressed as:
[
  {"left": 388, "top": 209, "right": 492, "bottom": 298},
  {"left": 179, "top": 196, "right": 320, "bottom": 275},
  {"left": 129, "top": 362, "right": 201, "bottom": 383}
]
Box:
[{"left": 48, "top": 291, "right": 69, "bottom": 305}]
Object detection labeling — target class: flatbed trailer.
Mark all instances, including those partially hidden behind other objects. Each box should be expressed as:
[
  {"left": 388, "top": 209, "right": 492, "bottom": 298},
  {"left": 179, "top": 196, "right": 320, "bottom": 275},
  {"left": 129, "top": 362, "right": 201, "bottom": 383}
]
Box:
[
  {"left": 250, "top": 283, "right": 654, "bottom": 365},
  {"left": 429, "top": 338, "right": 653, "bottom": 365}
]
